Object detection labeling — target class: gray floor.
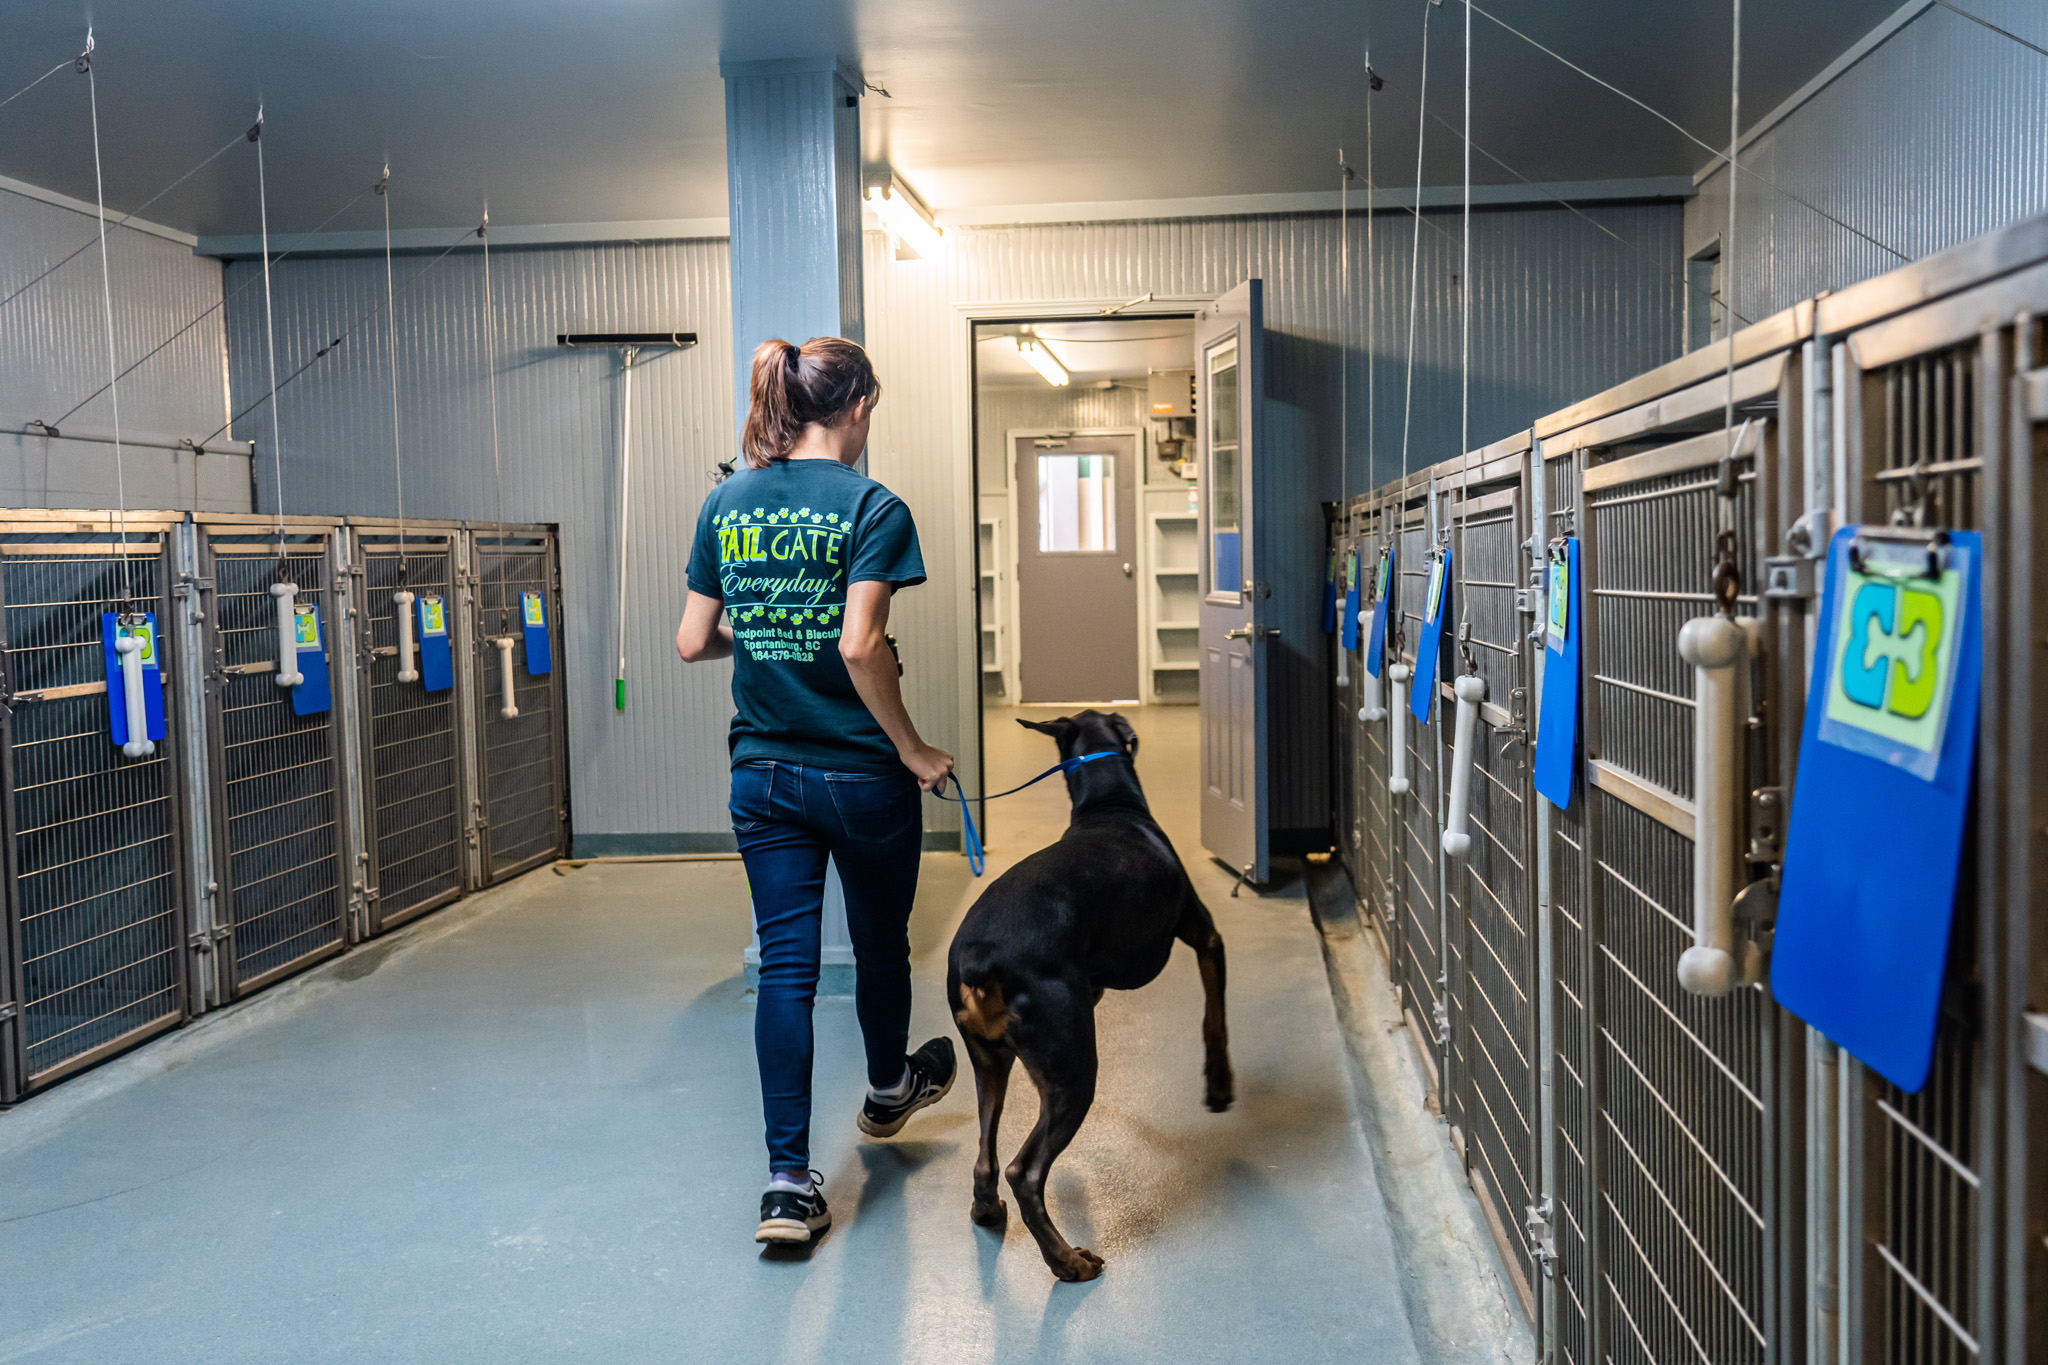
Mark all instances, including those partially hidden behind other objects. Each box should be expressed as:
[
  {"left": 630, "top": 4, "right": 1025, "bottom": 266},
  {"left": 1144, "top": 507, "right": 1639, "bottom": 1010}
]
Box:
[{"left": 0, "top": 706, "right": 1432, "bottom": 1363}]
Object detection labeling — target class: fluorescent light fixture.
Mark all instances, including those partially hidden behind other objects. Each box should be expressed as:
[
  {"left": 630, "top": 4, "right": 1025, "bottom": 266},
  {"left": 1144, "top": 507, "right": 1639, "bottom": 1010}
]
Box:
[
  {"left": 865, "top": 177, "right": 944, "bottom": 259},
  {"left": 1016, "top": 337, "right": 1069, "bottom": 387}
]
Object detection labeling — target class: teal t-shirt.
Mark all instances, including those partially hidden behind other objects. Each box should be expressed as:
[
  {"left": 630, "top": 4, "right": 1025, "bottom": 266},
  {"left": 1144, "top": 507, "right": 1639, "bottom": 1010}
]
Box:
[{"left": 686, "top": 459, "right": 926, "bottom": 771}]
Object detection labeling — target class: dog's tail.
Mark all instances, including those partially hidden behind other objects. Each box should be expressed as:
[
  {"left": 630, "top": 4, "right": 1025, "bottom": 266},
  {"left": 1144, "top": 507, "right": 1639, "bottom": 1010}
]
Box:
[{"left": 953, "top": 943, "right": 1012, "bottom": 1042}]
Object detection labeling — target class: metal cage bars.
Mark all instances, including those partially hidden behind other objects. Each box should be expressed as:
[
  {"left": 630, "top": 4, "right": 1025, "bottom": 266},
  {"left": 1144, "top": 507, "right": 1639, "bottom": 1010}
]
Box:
[
  {"left": 0, "top": 516, "right": 565, "bottom": 1103},
  {"left": 1334, "top": 211, "right": 2048, "bottom": 1364}
]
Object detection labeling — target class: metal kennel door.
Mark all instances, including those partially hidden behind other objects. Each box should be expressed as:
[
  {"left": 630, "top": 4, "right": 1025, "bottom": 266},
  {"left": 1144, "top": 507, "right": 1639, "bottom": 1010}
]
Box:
[
  {"left": 470, "top": 526, "right": 566, "bottom": 883},
  {"left": 0, "top": 516, "right": 189, "bottom": 1100},
  {"left": 1444, "top": 477, "right": 1541, "bottom": 1323},
  {"left": 1354, "top": 497, "right": 1397, "bottom": 931},
  {"left": 1394, "top": 492, "right": 1447, "bottom": 1089},
  {"left": 351, "top": 522, "right": 469, "bottom": 933},
  {"left": 1570, "top": 407, "right": 1794, "bottom": 1365},
  {"left": 200, "top": 522, "right": 351, "bottom": 998}
]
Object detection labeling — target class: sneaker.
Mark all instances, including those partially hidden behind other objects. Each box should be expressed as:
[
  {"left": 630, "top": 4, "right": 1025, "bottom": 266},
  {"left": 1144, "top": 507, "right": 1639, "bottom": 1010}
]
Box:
[
  {"left": 857, "top": 1037, "right": 958, "bottom": 1138},
  {"left": 756, "top": 1172, "right": 830, "bottom": 1244}
]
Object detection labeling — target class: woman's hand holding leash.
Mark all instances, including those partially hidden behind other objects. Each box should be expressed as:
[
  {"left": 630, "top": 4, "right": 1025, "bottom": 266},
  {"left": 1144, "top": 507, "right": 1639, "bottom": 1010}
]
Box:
[{"left": 902, "top": 742, "right": 955, "bottom": 794}]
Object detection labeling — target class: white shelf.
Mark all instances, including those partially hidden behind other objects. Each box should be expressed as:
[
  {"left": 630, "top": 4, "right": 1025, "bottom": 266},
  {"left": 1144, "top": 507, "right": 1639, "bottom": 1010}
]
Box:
[
  {"left": 1152, "top": 661, "right": 1199, "bottom": 672},
  {"left": 1156, "top": 620, "right": 1198, "bottom": 631}
]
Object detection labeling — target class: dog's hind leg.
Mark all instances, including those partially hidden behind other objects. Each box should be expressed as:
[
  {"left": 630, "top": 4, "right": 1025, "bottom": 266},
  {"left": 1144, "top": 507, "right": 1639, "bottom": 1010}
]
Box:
[
  {"left": 1005, "top": 982, "right": 1103, "bottom": 1282},
  {"left": 963, "top": 1035, "right": 1014, "bottom": 1227},
  {"left": 1176, "top": 898, "right": 1234, "bottom": 1111}
]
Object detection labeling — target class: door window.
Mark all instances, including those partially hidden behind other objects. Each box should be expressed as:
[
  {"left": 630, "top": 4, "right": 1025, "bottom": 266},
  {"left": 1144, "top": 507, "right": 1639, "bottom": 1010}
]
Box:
[
  {"left": 1036, "top": 453, "right": 1116, "bottom": 553},
  {"left": 1206, "top": 339, "right": 1241, "bottom": 599}
]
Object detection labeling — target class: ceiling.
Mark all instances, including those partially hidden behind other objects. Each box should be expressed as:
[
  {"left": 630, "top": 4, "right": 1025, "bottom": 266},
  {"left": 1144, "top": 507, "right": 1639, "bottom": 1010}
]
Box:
[
  {"left": 977, "top": 319, "right": 1197, "bottom": 388},
  {"left": 0, "top": 0, "right": 1907, "bottom": 238}
]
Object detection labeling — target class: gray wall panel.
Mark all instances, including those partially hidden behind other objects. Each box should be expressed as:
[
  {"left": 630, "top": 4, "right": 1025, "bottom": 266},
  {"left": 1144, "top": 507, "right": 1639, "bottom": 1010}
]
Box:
[
  {"left": 0, "top": 184, "right": 235, "bottom": 510},
  {"left": 224, "top": 239, "right": 738, "bottom": 844},
  {"left": 1687, "top": 0, "right": 2048, "bottom": 326}
]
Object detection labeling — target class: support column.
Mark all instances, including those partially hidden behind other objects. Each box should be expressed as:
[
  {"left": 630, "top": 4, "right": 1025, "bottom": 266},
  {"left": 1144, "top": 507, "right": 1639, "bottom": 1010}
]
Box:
[{"left": 722, "top": 56, "right": 866, "bottom": 997}]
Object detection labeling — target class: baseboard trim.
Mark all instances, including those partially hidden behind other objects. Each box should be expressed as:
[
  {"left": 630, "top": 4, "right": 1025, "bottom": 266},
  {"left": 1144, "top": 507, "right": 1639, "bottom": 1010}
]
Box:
[{"left": 573, "top": 829, "right": 964, "bottom": 857}]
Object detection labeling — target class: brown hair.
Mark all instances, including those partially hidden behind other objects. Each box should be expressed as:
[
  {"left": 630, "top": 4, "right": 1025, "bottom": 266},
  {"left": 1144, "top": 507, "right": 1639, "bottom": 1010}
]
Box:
[{"left": 739, "top": 336, "right": 882, "bottom": 469}]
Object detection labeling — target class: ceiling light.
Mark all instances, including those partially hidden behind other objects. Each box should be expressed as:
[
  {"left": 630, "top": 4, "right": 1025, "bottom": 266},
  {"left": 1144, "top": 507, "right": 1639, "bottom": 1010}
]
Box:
[
  {"left": 864, "top": 177, "right": 944, "bottom": 259},
  {"left": 1016, "top": 337, "right": 1069, "bottom": 387}
]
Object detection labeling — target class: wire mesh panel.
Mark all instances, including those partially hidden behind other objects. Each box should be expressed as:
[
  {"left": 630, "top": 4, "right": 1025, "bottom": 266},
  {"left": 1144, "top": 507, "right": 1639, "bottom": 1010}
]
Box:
[
  {"left": 203, "top": 526, "right": 348, "bottom": 997},
  {"left": 1842, "top": 335, "right": 1991, "bottom": 1365},
  {"left": 0, "top": 524, "right": 187, "bottom": 1097},
  {"left": 1448, "top": 484, "right": 1539, "bottom": 1317},
  {"left": 352, "top": 526, "right": 466, "bottom": 933},
  {"left": 1357, "top": 500, "right": 1397, "bottom": 934},
  {"left": 1332, "top": 513, "right": 1364, "bottom": 887},
  {"left": 1578, "top": 424, "right": 1779, "bottom": 1365},
  {"left": 472, "top": 527, "right": 566, "bottom": 883}
]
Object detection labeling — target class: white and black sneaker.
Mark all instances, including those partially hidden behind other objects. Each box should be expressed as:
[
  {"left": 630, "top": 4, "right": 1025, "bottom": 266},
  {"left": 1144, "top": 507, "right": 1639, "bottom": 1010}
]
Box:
[
  {"left": 857, "top": 1037, "right": 958, "bottom": 1138},
  {"left": 756, "top": 1172, "right": 830, "bottom": 1244}
]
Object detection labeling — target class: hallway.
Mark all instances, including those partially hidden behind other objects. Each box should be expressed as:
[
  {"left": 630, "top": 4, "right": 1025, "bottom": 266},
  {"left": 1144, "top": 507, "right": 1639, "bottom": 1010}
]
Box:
[{"left": 0, "top": 706, "right": 1463, "bottom": 1363}]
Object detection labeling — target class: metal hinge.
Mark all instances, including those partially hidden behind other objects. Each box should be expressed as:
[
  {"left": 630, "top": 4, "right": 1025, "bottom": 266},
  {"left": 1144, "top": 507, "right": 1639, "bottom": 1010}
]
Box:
[
  {"left": 1431, "top": 999, "right": 1451, "bottom": 1046},
  {"left": 1525, "top": 1199, "right": 1558, "bottom": 1271},
  {"left": 1515, "top": 587, "right": 1536, "bottom": 615},
  {"left": 1763, "top": 556, "right": 1814, "bottom": 602},
  {"left": 1748, "top": 786, "right": 1784, "bottom": 863},
  {"left": 172, "top": 574, "right": 215, "bottom": 599},
  {"left": 0, "top": 1001, "right": 17, "bottom": 1024}
]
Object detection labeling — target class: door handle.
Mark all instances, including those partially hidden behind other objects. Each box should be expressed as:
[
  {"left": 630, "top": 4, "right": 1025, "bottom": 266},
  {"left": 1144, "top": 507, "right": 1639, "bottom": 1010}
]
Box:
[
  {"left": 1224, "top": 626, "right": 1280, "bottom": 641},
  {"left": 1121, "top": 562, "right": 1132, "bottom": 576}
]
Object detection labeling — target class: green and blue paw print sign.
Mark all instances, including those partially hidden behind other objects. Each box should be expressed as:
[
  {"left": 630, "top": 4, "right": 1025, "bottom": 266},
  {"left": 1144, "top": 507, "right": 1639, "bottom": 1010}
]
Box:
[{"left": 1774, "top": 527, "right": 1981, "bottom": 1092}]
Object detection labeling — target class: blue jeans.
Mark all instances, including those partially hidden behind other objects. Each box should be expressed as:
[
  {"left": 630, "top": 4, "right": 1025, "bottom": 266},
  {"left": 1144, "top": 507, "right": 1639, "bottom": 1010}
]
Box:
[{"left": 731, "top": 759, "right": 924, "bottom": 1175}]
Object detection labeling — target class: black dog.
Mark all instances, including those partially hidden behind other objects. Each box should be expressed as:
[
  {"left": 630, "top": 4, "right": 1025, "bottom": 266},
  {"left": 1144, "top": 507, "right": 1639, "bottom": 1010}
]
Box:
[{"left": 945, "top": 710, "right": 1232, "bottom": 1282}]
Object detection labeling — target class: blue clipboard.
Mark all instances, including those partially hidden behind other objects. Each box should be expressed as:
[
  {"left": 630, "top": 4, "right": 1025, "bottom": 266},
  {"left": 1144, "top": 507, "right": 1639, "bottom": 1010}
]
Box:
[
  {"left": 1410, "top": 544, "right": 1451, "bottom": 722},
  {"left": 1365, "top": 545, "right": 1391, "bottom": 678},
  {"left": 1339, "top": 549, "right": 1362, "bottom": 652},
  {"left": 520, "top": 590, "right": 552, "bottom": 676},
  {"left": 418, "top": 593, "right": 454, "bottom": 693},
  {"left": 102, "top": 612, "right": 167, "bottom": 746},
  {"left": 290, "top": 601, "right": 332, "bottom": 716},
  {"left": 1532, "top": 538, "right": 1582, "bottom": 809},
  {"left": 1771, "top": 527, "right": 1982, "bottom": 1093}
]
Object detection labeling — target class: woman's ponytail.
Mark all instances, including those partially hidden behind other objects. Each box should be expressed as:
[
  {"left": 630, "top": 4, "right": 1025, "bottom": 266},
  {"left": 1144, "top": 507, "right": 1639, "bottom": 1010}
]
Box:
[{"left": 740, "top": 336, "right": 881, "bottom": 468}]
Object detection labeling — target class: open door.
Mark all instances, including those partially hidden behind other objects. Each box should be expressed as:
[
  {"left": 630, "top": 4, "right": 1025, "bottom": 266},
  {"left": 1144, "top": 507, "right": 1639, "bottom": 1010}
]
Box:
[{"left": 1197, "top": 280, "right": 1269, "bottom": 883}]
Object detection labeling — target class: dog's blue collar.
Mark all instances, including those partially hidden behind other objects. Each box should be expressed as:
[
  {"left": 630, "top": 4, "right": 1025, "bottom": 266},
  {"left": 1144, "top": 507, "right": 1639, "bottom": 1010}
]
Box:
[{"left": 930, "top": 749, "right": 1132, "bottom": 877}]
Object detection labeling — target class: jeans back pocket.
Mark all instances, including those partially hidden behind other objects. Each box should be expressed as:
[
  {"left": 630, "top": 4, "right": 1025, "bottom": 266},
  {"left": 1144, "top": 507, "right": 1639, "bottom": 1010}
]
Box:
[
  {"left": 823, "top": 771, "right": 919, "bottom": 843},
  {"left": 729, "top": 760, "right": 778, "bottom": 835}
]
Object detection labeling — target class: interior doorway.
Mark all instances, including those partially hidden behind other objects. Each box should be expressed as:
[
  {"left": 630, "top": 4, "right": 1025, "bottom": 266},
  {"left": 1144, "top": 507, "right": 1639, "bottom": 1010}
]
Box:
[{"left": 971, "top": 316, "right": 1200, "bottom": 709}]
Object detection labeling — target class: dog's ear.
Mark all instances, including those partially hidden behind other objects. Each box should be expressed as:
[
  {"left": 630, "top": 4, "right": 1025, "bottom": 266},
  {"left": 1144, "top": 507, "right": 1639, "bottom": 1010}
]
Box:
[
  {"left": 1017, "top": 716, "right": 1076, "bottom": 741},
  {"left": 1106, "top": 712, "right": 1139, "bottom": 759}
]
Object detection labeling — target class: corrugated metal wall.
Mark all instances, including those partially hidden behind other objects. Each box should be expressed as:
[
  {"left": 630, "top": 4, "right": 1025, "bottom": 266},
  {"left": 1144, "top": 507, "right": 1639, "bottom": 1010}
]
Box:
[
  {"left": 223, "top": 239, "right": 738, "bottom": 848},
  {"left": 221, "top": 205, "right": 1679, "bottom": 844},
  {"left": 1688, "top": 0, "right": 2048, "bottom": 325},
  {"left": 976, "top": 384, "right": 1148, "bottom": 490},
  {"left": 0, "top": 185, "right": 237, "bottom": 509}
]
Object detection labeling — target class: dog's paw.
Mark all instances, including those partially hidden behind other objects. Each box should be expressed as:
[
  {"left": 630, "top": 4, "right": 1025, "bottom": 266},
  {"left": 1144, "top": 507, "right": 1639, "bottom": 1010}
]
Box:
[
  {"left": 1205, "top": 1069, "right": 1235, "bottom": 1111},
  {"left": 971, "top": 1198, "right": 1008, "bottom": 1229},
  {"left": 1051, "top": 1247, "right": 1105, "bottom": 1282}
]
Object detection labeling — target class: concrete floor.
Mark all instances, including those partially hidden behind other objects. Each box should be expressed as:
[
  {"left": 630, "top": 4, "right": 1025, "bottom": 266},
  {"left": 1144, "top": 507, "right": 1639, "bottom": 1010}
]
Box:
[{"left": 0, "top": 705, "right": 1469, "bottom": 1363}]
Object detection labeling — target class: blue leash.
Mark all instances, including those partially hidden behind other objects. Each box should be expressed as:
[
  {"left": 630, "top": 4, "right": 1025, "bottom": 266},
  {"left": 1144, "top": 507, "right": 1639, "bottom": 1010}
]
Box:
[{"left": 931, "top": 750, "right": 1127, "bottom": 876}]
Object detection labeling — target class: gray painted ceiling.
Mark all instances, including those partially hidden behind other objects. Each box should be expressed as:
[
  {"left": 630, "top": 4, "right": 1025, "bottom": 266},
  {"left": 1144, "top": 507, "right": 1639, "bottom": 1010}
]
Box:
[{"left": 1, "top": 0, "right": 1904, "bottom": 237}]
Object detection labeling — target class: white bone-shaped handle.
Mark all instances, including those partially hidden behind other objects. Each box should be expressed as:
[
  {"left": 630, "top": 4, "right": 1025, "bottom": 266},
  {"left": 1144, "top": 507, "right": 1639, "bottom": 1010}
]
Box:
[
  {"left": 114, "top": 634, "right": 154, "bottom": 758},
  {"left": 393, "top": 590, "right": 418, "bottom": 682},
  {"left": 1675, "top": 615, "right": 1761, "bottom": 996},
  {"left": 270, "top": 582, "right": 304, "bottom": 687},
  {"left": 1358, "top": 609, "right": 1386, "bottom": 722},
  {"left": 1387, "top": 662, "right": 1412, "bottom": 794},
  {"left": 1441, "top": 672, "right": 1489, "bottom": 857},
  {"left": 495, "top": 636, "right": 519, "bottom": 718}
]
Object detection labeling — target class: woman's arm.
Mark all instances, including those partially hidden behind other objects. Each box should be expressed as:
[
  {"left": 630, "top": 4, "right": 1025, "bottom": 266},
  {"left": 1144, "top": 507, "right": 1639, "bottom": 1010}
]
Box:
[
  {"left": 676, "top": 591, "right": 734, "bottom": 662},
  {"left": 840, "top": 580, "right": 955, "bottom": 791}
]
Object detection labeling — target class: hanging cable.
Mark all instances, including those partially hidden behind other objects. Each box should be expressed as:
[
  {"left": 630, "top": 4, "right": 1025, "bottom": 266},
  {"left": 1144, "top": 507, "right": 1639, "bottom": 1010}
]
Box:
[
  {"left": 1934, "top": 0, "right": 2048, "bottom": 59},
  {"left": 1366, "top": 62, "right": 1380, "bottom": 490},
  {"left": 378, "top": 166, "right": 406, "bottom": 579},
  {"left": 1467, "top": 2, "right": 1909, "bottom": 263},
  {"left": 481, "top": 205, "right": 510, "bottom": 635},
  {"left": 0, "top": 130, "right": 246, "bottom": 316},
  {"left": 252, "top": 107, "right": 289, "bottom": 569},
  {"left": 48, "top": 179, "right": 379, "bottom": 432},
  {"left": 0, "top": 55, "right": 71, "bottom": 116},
  {"left": 1456, "top": 0, "right": 1475, "bottom": 671},
  {"left": 1398, "top": 0, "right": 1436, "bottom": 503},
  {"left": 80, "top": 30, "right": 133, "bottom": 610},
  {"left": 1725, "top": 0, "right": 1742, "bottom": 463}
]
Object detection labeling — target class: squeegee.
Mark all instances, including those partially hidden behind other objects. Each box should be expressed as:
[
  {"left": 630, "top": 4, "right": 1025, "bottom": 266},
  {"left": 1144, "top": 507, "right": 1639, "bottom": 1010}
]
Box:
[{"left": 557, "top": 332, "right": 696, "bottom": 710}]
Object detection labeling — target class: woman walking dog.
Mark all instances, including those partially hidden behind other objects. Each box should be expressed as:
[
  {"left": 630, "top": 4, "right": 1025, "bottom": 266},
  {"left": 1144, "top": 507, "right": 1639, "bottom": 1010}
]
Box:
[{"left": 677, "top": 336, "right": 958, "bottom": 1245}]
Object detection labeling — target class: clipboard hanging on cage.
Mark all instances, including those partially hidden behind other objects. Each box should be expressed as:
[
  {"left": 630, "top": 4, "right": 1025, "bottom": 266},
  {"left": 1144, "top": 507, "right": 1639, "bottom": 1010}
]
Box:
[{"left": 1771, "top": 526, "right": 1983, "bottom": 1093}]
